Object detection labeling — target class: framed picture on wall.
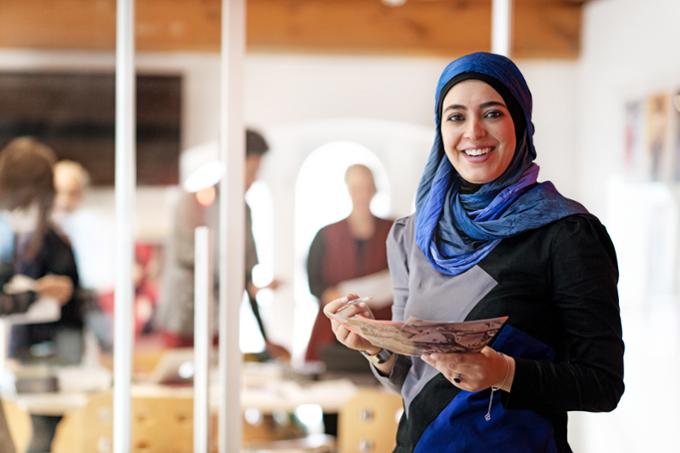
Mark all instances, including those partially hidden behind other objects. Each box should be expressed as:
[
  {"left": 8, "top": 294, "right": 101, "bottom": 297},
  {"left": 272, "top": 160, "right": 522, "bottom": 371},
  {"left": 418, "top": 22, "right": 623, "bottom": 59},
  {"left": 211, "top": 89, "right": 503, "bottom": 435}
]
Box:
[
  {"left": 645, "top": 93, "right": 670, "bottom": 182},
  {"left": 0, "top": 71, "right": 182, "bottom": 186},
  {"left": 671, "top": 91, "right": 680, "bottom": 182},
  {"left": 624, "top": 100, "right": 644, "bottom": 180}
]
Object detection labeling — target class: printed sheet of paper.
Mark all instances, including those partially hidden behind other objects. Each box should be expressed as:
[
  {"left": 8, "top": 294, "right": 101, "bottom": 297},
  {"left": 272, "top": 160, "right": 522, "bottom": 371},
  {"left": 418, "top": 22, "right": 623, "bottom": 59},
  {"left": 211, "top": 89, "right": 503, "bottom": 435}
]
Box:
[
  {"left": 330, "top": 309, "right": 508, "bottom": 356},
  {"left": 3, "top": 274, "right": 37, "bottom": 294},
  {"left": 2, "top": 298, "right": 60, "bottom": 325}
]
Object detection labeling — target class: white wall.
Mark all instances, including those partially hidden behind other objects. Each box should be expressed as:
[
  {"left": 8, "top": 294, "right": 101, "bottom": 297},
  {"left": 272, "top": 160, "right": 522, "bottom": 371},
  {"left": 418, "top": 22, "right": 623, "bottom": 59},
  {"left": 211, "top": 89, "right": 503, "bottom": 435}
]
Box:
[
  {"left": 572, "top": 1, "right": 680, "bottom": 452},
  {"left": 579, "top": 0, "right": 680, "bottom": 215}
]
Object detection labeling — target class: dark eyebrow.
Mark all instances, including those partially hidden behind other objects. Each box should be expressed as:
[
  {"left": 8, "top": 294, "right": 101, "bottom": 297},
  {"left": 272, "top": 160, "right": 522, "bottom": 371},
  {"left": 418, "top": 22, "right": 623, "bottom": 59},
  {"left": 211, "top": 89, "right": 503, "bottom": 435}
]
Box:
[
  {"left": 442, "top": 100, "right": 507, "bottom": 113},
  {"left": 480, "top": 100, "right": 507, "bottom": 109}
]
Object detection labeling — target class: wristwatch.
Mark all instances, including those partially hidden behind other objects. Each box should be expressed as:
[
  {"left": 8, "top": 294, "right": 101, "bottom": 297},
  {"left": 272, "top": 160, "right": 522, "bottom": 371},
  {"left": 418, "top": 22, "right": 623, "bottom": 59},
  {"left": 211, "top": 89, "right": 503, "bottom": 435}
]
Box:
[{"left": 361, "top": 348, "right": 393, "bottom": 365}]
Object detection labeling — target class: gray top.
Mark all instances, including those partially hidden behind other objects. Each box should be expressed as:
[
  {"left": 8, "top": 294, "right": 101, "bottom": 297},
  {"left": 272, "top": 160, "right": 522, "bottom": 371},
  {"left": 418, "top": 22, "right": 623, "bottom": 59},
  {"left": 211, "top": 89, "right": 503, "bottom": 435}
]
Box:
[
  {"left": 156, "top": 194, "right": 258, "bottom": 338},
  {"left": 372, "top": 215, "right": 497, "bottom": 415},
  {"left": 156, "top": 193, "right": 219, "bottom": 337}
]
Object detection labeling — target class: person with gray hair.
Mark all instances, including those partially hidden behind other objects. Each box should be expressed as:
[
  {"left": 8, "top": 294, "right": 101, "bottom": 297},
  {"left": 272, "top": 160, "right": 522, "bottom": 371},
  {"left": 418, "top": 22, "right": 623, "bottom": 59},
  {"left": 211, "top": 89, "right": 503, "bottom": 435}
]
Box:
[
  {"left": 53, "top": 160, "right": 90, "bottom": 218},
  {"left": 52, "top": 158, "right": 113, "bottom": 292}
]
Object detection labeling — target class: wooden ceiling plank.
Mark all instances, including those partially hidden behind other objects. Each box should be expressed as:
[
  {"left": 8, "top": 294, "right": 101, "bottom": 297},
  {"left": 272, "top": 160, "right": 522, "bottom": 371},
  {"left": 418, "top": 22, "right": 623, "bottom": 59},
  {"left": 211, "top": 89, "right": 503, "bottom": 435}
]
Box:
[
  {"left": 514, "top": 0, "right": 582, "bottom": 58},
  {"left": 0, "top": 0, "right": 583, "bottom": 58},
  {"left": 246, "top": 0, "right": 492, "bottom": 56},
  {"left": 0, "top": 0, "right": 115, "bottom": 50}
]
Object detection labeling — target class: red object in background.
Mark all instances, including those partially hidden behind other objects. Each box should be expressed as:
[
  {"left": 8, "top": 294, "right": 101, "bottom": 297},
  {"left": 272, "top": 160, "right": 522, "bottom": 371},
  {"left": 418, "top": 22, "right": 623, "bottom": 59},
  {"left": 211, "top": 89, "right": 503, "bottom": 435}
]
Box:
[{"left": 98, "top": 242, "right": 163, "bottom": 337}]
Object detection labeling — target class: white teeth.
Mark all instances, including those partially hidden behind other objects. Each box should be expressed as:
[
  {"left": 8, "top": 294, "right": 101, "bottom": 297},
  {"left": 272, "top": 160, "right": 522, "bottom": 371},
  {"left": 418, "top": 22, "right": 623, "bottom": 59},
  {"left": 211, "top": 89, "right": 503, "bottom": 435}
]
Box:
[{"left": 463, "top": 147, "right": 491, "bottom": 156}]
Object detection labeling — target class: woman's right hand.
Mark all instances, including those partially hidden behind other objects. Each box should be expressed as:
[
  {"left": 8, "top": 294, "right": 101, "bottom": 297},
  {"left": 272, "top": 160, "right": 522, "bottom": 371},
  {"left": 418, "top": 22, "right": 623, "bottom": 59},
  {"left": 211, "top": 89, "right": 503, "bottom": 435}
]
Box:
[{"left": 323, "top": 294, "right": 380, "bottom": 355}]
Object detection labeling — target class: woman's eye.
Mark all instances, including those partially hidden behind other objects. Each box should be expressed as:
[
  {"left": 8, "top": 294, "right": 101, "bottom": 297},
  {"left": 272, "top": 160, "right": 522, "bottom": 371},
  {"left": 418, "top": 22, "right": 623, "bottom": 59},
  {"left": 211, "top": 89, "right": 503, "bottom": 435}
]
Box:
[
  {"left": 446, "top": 113, "right": 464, "bottom": 122},
  {"left": 484, "top": 110, "right": 503, "bottom": 119}
]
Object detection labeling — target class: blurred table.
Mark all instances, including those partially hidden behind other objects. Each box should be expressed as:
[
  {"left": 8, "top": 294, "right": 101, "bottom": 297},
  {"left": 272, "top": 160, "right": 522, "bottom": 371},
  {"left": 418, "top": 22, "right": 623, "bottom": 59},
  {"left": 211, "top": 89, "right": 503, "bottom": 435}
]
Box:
[{"left": 6, "top": 362, "right": 362, "bottom": 416}]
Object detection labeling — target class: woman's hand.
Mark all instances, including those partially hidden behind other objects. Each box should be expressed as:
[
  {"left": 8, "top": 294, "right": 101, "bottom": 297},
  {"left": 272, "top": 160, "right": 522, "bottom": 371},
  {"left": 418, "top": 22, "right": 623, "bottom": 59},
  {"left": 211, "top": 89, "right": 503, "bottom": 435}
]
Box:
[
  {"left": 35, "top": 274, "right": 74, "bottom": 305},
  {"left": 265, "top": 340, "right": 291, "bottom": 362},
  {"left": 320, "top": 287, "right": 342, "bottom": 306},
  {"left": 323, "top": 294, "right": 380, "bottom": 354},
  {"left": 247, "top": 278, "right": 285, "bottom": 299},
  {"left": 421, "top": 346, "right": 514, "bottom": 392},
  {"left": 264, "top": 278, "right": 284, "bottom": 292}
]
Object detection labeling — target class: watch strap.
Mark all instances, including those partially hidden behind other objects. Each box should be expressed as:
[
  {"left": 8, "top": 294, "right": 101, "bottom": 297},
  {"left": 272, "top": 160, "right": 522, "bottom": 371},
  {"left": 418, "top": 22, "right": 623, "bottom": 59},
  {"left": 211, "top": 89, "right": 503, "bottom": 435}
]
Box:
[{"left": 361, "top": 348, "right": 392, "bottom": 365}]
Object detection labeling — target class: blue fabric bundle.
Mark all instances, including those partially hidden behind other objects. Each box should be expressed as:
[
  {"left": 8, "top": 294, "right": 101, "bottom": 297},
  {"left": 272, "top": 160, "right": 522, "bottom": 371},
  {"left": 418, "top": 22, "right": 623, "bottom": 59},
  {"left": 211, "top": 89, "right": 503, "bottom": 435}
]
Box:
[{"left": 415, "top": 52, "right": 587, "bottom": 276}]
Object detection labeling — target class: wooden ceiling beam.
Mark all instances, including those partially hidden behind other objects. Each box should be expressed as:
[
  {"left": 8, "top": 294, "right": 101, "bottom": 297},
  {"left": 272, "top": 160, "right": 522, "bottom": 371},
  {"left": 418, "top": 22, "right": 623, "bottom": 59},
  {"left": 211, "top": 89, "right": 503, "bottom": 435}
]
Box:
[
  {"left": 0, "top": 0, "right": 583, "bottom": 59},
  {"left": 247, "top": 0, "right": 492, "bottom": 56},
  {"left": 514, "top": 0, "right": 582, "bottom": 58}
]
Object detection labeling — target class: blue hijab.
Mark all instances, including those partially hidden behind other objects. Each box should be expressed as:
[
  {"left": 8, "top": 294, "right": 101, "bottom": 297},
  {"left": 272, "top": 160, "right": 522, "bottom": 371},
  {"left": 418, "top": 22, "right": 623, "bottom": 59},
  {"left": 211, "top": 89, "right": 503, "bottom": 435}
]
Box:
[{"left": 415, "top": 52, "right": 587, "bottom": 276}]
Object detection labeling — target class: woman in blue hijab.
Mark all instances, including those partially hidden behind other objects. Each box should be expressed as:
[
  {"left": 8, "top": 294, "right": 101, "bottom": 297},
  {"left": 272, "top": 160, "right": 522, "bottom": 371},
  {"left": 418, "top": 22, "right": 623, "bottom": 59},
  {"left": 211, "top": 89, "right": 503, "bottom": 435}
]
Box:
[{"left": 325, "top": 52, "right": 624, "bottom": 452}]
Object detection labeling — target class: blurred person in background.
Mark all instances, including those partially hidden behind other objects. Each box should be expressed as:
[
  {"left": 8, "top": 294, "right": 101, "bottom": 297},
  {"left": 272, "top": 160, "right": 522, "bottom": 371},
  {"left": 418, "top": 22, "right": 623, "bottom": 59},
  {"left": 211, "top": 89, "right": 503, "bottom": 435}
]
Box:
[
  {"left": 242, "top": 129, "right": 289, "bottom": 360},
  {"left": 0, "top": 138, "right": 82, "bottom": 364},
  {"left": 0, "top": 137, "right": 83, "bottom": 452},
  {"left": 52, "top": 159, "right": 114, "bottom": 351},
  {"left": 305, "top": 164, "right": 393, "bottom": 363},
  {"left": 156, "top": 129, "right": 289, "bottom": 360},
  {"left": 53, "top": 160, "right": 88, "bottom": 219},
  {"left": 305, "top": 163, "right": 394, "bottom": 437},
  {"left": 52, "top": 159, "right": 113, "bottom": 291}
]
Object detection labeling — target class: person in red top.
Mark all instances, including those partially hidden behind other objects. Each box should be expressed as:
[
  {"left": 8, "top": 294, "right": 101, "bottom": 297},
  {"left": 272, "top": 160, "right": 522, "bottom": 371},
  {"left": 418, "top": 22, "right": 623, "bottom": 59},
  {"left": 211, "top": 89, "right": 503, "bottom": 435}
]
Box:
[{"left": 305, "top": 164, "right": 393, "bottom": 362}]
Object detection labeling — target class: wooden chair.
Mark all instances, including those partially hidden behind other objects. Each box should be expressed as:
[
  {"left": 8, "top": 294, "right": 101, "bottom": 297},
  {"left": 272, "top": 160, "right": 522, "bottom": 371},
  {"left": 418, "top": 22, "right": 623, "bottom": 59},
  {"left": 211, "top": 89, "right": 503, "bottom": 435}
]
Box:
[
  {"left": 52, "top": 391, "right": 194, "bottom": 453},
  {"left": 242, "top": 434, "right": 335, "bottom": 453},
  {"left": 338, "top": 388, "right": 403, "bottom": 453},
  {"left": 240, "top": 410, "right": 335, "bottom": 453},
  {"left": 53, "top": 389, "right": 336, "bottom": 453},
  {"left": 1, "top": 399, "right": 32, "bottom": 453},
  {"left": 99, "top": 348, "right": 170, "bottom": 377}
]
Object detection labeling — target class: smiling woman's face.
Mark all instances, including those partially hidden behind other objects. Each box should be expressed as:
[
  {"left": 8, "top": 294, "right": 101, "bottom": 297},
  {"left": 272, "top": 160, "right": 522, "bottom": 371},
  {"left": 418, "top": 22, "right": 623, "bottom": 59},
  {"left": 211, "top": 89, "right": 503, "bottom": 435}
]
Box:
[{"left": 440, "top": 79, "right": 516, "bottom": 184}]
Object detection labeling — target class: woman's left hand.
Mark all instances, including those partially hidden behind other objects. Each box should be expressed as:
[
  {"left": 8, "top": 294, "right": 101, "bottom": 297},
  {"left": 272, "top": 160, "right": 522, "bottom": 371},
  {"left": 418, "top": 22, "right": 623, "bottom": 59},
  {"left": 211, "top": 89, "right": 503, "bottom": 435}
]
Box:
[
  {"left": 421, "top": 346, "right": 511, "bottom": 392},
  {"left": 35, "top": 274, "right": 74, "bottom": 305}
]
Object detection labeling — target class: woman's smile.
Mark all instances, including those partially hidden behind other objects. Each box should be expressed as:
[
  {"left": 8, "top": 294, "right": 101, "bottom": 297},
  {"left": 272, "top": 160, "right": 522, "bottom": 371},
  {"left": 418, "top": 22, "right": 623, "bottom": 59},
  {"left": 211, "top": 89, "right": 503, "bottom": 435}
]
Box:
[{"left": 459, "top": 145, "right": 496, "bottom": 162}]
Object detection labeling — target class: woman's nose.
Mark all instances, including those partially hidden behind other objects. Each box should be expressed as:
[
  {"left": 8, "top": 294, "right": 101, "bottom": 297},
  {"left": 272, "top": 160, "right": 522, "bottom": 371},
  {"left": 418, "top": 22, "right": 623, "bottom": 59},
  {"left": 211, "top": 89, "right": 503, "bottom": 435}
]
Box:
[{"left": 464, "top": 117, "right": 486, "bottom": 139}]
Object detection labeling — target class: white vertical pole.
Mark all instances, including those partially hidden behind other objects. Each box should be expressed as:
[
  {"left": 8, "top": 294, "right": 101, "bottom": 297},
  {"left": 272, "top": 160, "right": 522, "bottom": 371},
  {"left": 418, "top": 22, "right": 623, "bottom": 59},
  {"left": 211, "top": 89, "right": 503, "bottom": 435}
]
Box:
[
  {"left": 0, "top": 322, "right": 7, "bottom": 381},
  {"left": 194, "top": 226, "right": 211, "bottom": 453},
  {"left": 113, "top": 0, "right": 135, "bottom": 451},
  {"left": 218, "top": 0, "right": 245, "bottom": 451},
  {"left": 492, "top": 0, "right": 513, "bottom": 57}
]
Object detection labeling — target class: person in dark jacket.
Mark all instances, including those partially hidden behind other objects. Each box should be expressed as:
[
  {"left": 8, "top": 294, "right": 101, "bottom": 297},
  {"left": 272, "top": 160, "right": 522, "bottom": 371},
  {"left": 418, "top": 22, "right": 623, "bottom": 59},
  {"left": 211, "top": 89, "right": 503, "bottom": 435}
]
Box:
[
  {"left": 0, "top": 136, "right": 82, "bottom": 452},
  {"left": 0, "top": 137, "right": 81, "bottom": 363}
]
